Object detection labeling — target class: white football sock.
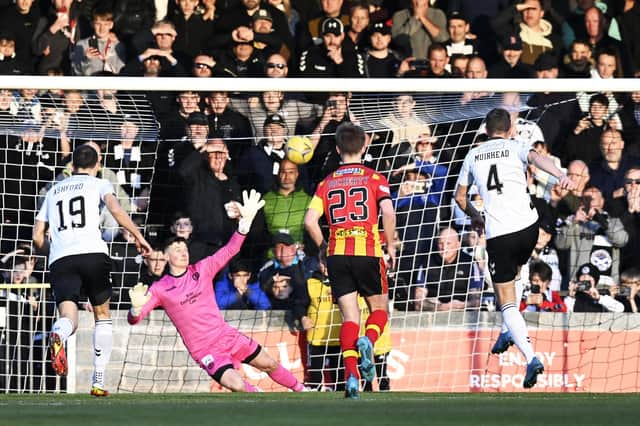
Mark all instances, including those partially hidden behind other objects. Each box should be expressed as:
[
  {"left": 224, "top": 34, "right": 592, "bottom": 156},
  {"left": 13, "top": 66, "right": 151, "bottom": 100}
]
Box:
[
  {"left": 93, "top": 319, "right": 113, "bottom": 387},
  {"left": 500, "top": 303, "right": 535, "bottom": 363},
  {"left": 51, "top": 317, "right": 74, "bottom": 342},
  {"left": 500, "top": 280, "right": 524, "bottom": 334}
]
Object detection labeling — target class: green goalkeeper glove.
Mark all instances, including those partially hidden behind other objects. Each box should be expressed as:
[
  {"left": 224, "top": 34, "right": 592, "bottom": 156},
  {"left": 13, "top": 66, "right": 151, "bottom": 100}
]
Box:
[
  {"left": 237, "top": 189, "right": 265, "bottom": 235},
  {"left": 129, "top": 283, "right": 151, "bottom": 317}
]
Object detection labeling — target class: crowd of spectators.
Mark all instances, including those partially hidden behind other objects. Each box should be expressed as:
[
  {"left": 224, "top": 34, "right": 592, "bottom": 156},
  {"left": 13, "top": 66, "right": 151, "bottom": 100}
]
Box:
[
  {"left": 2, "top": 0, "right": 640, "bottom": 321},
  {"left": 0, "top": 1, "right": 637, "bottom": 79}
]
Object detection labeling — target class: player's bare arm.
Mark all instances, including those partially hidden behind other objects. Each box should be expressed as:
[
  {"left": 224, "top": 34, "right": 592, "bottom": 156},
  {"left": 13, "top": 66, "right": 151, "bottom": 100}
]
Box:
[
  {"left": 32, "top": 219, "right": 47, "bottom": 250},
  {"left": 103, "top": 193, "right": 152, "bottom": 256},
  {"left": 304, "top": 208, "right": 324, "bottom": 249},
  {"left": 379, "top": 198, "right": 397, "bottom": 270},
  {"left": 454, "top": 184, "right": 484, "bottom": 232},
  {"left": 527, "top": 150, "right": 575, "bottom": 191}
]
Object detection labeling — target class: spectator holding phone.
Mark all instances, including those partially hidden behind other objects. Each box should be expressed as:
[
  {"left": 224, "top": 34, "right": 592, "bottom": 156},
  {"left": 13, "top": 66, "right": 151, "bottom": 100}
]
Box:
[
  {"left": 565, "top": 263, "right": 624, "bottom": 313},
  {"left": 618, "top": 268, "right": 640, "bottom": 313},
  {"left": 71, "top": 7, "right": 126, "bottom": 75},
  {"left": 520, "top": 260, "right": 566, "bottom": 312},
  {"left": 555, "top": 186, "right": 628, "bottom": 286},
  {"left": 563, "top": 93, "right": 610, "bottom": 165}
]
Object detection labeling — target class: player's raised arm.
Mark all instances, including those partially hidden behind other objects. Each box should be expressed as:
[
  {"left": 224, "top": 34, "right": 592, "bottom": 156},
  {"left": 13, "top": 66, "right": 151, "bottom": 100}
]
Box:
[
  {"left": 103, "top": 193, "right": 152, "bottom": 256},
  {"left": 237, "top": 189, "right": 266, "bottom": 235},
  {"left": 527, "top": 150, "right": 575, "bottom": 191}
]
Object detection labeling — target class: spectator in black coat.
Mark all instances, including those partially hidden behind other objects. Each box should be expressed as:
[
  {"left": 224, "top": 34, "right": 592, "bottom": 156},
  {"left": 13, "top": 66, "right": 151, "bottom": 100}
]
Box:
[{"left": 0, "top": 0, "right": 40, "bottom": 68}]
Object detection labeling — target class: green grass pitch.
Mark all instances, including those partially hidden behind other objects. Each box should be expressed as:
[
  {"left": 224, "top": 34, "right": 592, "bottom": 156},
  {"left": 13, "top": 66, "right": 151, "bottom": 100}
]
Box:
[{"left": 0, "top": 393, "right": 638, "bottom": 426}]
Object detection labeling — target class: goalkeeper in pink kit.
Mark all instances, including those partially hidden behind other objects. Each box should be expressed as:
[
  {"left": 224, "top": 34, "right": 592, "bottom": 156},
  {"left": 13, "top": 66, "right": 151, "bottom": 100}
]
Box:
[{"left": 128, "top": 190, "right": 306, "bottom": 392}]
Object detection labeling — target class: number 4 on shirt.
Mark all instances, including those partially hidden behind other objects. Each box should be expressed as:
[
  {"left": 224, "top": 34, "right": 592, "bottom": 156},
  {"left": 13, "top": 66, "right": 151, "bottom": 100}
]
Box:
[{"left": 487, "top": 164, "right": 504, "bottom": 194}]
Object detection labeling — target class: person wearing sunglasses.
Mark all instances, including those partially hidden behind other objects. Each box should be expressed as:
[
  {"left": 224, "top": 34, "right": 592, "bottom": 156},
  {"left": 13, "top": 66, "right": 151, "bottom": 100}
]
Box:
[
  {"left": 264, "top": 53, "right": 288, "bottom": 77},
  {"left": 609, "top": 167, "right": 640, "bottom": 272}
]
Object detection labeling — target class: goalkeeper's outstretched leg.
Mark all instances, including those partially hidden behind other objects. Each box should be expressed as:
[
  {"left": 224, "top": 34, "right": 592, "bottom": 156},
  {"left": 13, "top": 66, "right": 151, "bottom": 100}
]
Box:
[{"left": 215, "top": 347, "right": 307, "bottom": 393}]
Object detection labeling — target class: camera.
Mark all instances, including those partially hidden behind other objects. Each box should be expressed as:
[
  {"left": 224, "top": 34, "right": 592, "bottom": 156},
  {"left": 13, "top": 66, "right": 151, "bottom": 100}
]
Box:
[
  {"left": 411, "top": 181, "right": 425, "bottom": 193},
  {"left": 410, "top": 59, "right": 429, "bottom": 70},
  {"left": 576, "top": 280, "right": 592, "bottom": 292},
  {"left": 326, "top": 100, "right": 337, "bottom": 109},
  {"left": 597, "top": 287, "right": 610, "bottom": 297},
  {"left": 530, "top": 284, "right": 541, "bottom": 294}
]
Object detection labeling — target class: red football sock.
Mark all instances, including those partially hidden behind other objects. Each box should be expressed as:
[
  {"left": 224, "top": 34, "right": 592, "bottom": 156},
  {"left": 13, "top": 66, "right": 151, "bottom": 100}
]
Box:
[
  {"left": 340, "top": 321, "right": 360, "bottom": 380},
  {"left": 365, "top": 310, "right": 388, "bottom": 346}
]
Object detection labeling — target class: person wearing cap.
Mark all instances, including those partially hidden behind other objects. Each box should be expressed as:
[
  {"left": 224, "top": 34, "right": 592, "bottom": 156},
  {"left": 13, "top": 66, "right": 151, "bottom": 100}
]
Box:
[
  {"left": 489, "top": 0, "right": 561, "bottom": 66},
  {"left": 237, "top": 113, "right": 289, "bottom": 193},
  {"left": 565, "top": 263, "right": 624, "bottom": 313},
  {"left": 302, "top": 0, "right": 350, "bottom": 48},
  {"left": 444, "top": 11, "right": 477, "bottom": 59},
  {"left": 167, "top": 0, "right": 212, "bottom": 61},
  {"left": 214, "top": 38, "right": 266, "bottom": 77},
  {"left": 391, "top": 0, "right": 448, "bottom": 60},
  {"left": 215, "top": 259, "right": 271, "bottom": 310},
  {"left": 364, "top": 21, "right": 404, "bottom": 77},
  {"left": 215, "top": 0, "right": 293, "bottom": 54},
  {"left": 297, "top": 17, "right": 366, "bottom": 77},
  {"left": 487, "top": 32, "right": 535, "bottom": 78},
  {"left": 533, "top": 50, "right": 559, "bottom": 78},
  {"left": 555, "top": 185, "right": 628, "bottom": 287}
]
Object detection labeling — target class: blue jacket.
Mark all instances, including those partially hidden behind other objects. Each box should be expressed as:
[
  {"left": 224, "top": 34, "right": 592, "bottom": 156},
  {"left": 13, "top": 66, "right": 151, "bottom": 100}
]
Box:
[{"left": 215, "top": 275, "right": 271, "bottom": 310}]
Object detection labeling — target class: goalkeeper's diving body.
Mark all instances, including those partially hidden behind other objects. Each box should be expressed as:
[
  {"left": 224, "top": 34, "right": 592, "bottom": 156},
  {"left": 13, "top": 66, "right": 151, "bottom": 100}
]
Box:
[{"left": 128, "top": 190, "right": 307, "bottom": 392}]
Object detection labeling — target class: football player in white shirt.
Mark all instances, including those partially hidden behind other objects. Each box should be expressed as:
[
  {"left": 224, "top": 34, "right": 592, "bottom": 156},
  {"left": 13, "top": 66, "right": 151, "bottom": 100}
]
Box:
[
  {"left": 33, "top": 144, "right": 152, "bottom": 396},
  {"left": 454, "top": 108, "right": 574, "bottom": 388}
]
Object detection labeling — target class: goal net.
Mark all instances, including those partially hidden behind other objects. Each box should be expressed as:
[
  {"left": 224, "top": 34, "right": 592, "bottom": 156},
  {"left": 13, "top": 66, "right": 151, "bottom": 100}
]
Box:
[{"left": 1, "top": 76, "right": 639, "bottom": 393}]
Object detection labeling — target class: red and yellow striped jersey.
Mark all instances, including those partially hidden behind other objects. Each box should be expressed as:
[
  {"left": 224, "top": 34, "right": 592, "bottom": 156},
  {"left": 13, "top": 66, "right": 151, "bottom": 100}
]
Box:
[{"left": 309, "top": 164, "right": 391, "bottom": 257}]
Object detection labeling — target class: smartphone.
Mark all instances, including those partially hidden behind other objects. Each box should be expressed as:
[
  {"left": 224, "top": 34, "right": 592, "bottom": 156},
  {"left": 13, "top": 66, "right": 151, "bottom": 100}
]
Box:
[
  {"left": 410, "top": 59, "right": 429, "bottom": 70},
  {"left": 88, "top": 36, "right": 99, "bottom": 50},
  {"left": 327, "top": 100, "right": 337, "bottom": 109}
]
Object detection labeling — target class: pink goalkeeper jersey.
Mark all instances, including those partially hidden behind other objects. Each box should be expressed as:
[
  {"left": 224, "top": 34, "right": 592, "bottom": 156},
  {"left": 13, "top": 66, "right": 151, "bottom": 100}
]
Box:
[{"left": 128, "top": 232, "right": 245, "bottom": 360}]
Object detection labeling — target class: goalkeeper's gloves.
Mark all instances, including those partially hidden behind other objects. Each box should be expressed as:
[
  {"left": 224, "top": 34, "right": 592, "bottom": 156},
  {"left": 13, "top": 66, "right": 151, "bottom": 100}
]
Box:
[
  {"left": 237, "top": 189, "right": 266, "bottom": 235},
  {"left": 129, "top": 283, "right": 151, "bottom": 317}
]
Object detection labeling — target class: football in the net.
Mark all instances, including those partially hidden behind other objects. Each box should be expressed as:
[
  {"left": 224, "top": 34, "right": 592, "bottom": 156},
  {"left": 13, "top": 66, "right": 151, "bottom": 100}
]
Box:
[{"left": 285, "top": 136, "right": 314, "bottom": 165}]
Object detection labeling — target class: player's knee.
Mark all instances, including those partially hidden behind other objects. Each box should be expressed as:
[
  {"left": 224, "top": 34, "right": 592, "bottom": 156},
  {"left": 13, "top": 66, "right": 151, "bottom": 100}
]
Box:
[
  {"left": 259, "top": 358, "right": 279, "bottom": 373},
  {"left": 219, "top": 370, "right": 246, "bottom": 392}
]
